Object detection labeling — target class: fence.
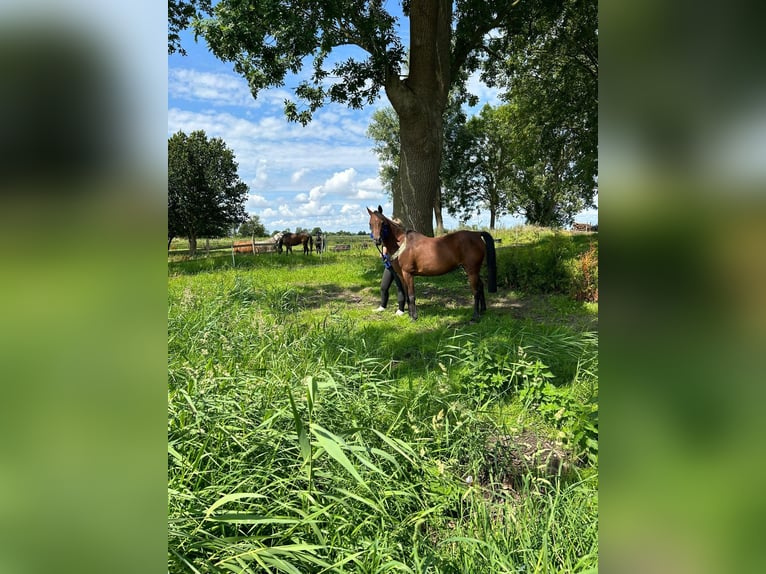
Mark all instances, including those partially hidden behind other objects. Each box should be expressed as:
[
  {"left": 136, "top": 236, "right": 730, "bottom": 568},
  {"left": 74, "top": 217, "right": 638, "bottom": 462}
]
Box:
[{"left": 168, "top": 235, "right": 375, "bottom": 257}]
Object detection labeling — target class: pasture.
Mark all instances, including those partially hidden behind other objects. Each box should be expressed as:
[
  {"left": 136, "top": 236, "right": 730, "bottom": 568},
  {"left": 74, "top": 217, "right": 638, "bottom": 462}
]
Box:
[{"left": 168, "top": 228, "right": 598, "bottom": 573}]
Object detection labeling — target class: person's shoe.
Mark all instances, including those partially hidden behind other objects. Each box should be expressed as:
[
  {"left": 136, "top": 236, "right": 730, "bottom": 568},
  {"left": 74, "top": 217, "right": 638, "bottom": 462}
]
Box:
[
  {"left": 395, "top": 309, "right": 406, "bottom": 316},
  {"left": 374, "top": 306, "right": 386, "bottom": 312}
]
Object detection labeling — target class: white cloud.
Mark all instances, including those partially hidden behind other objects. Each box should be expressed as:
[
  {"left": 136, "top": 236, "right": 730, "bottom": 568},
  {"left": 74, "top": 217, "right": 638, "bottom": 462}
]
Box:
[
  {"left": 352, "top": 189, "right": 383, "bottom": 200},
  {"left": 341, "top": 203, "right": 360, "bottom": 214},
  {"left": 358, "top": 177, "right": 382, "bottom": 190},
  {"left": 168, "top": 107, "right": 381, "bottom": 192},
  {"left": 291, "top": 168, "right": 309, "bottom": 183},
  {"left": 322, "top": 168, "right": 357, "bottom": 193},
  {"left": 308, "top": 186, "right": 325, "bottom": 201},
  {"left": 246, "top": 194, "right": 270, "bottom": 209},
  {"left": 169, "top": 68, "right": 255, "bottom": 108}
]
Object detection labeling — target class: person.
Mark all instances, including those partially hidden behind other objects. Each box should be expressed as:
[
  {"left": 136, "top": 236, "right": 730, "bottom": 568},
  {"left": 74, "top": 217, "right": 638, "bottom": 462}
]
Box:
[{"left": 375, "top": 244, "right": 407, "bottom": 316}]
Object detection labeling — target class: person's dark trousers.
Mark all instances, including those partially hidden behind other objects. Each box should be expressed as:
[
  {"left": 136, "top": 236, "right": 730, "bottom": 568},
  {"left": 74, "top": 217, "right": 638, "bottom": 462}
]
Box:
[{"left": 380, "top": 267, "right": 406, "bottom": 311}]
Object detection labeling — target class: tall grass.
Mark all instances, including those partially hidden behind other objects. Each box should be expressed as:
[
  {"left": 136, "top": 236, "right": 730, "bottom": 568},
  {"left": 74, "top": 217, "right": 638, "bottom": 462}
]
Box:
[{"left": 169, "top": 234, "right": 598, "bottom": 573}]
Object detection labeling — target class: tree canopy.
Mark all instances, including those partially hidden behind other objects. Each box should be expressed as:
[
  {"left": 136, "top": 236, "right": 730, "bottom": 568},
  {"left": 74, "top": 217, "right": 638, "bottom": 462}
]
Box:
[
  {"left": 168, "top": 130, "right": 249, "bottom": 255},
  {"left": 491, "top": 0, "right": 598, "bottom": 227},
  {"left": 441, "top": 104, "right": 514, "bottom": 229}
]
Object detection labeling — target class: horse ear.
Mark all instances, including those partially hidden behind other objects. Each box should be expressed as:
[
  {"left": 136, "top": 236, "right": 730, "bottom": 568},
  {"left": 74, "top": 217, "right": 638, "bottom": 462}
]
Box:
[
  {"left": 366, "top": 207, "right": 374, "bottom": 215},
  {"left": 377, "top": 205, "right": 383, "bottom": 213}
]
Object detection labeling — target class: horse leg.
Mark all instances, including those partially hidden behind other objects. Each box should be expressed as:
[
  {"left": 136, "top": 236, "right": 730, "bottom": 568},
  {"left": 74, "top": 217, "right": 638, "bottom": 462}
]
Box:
[
  {"left": 468, "top": 272, "right": 485, "bottom": 320},
  {"left": 402, "top": 272, "right": 418, "bottom": 320}
]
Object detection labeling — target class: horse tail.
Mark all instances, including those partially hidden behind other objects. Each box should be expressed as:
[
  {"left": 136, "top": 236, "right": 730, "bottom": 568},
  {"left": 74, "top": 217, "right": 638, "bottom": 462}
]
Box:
[
  {"left": 309, "top": 235, "right": 314, "bottom": 252},
  {"left": 480, "top": 231, "right": 497, "bottom": 293}
]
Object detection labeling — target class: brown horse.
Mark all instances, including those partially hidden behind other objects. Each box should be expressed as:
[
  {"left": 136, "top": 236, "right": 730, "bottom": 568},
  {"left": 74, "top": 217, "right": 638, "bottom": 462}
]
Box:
[
  {"left": 367, "top": 206, "right": 497, "bottom": 321},
  {"left": 277, "top": 232, "right": 314, "bottom": 254}
]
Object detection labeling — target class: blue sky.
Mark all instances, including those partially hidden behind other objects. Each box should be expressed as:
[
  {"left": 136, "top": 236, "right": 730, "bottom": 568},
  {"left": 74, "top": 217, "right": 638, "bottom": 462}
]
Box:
[{"left": 168, "top": 15, "right": 597, "bottom": 233}]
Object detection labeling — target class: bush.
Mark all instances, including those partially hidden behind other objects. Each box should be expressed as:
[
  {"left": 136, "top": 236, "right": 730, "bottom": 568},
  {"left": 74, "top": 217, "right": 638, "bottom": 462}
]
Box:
[
  {"left": 567, "top": 241, "right": 599, "bottom": 302},
  {"left": 498, "top": 232, "right": 598, "bottom": 301}
]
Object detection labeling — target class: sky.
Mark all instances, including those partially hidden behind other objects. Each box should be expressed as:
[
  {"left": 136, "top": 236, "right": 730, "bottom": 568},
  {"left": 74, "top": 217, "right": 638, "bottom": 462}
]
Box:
[{"left": 168, "top": 12, "right": 598, "bottom": 234}]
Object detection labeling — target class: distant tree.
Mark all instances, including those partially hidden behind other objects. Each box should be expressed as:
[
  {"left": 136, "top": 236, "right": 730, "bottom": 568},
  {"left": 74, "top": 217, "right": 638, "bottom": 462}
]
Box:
[
  {"left": 442, "top": 104, "right": 515, "bottom": 230},
  {"left": 238, "top": 214, "right": 266, "bottom": 238},
  {"left": 168, "top": 130, "right": 248, "bottom": 256},
  {"left": 310, "top": 227, "right": 322, "bottom": 235},
  {"left": 366, "top": 106, "right": 399, "bottom": 200}
]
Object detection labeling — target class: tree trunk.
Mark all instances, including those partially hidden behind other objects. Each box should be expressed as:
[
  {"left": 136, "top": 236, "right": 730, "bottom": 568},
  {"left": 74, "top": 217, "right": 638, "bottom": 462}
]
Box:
[
  {"left": 189, "top": 235, "right": 197, "bottom": 257},
  {"left": 385, "top": 0, "right": 451, "bottom": 237},
  {"left": 397, "top": 122, "right": 441, "bottom": 235},
  {"left": 490, "top": 209, "right": 496, "bottom": 230}
]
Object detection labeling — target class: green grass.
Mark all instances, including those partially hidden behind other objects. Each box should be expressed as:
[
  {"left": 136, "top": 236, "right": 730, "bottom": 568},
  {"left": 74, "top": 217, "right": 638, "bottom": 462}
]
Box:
[{"left": 169, "top": 231, "right": 598, "bottom": 573}]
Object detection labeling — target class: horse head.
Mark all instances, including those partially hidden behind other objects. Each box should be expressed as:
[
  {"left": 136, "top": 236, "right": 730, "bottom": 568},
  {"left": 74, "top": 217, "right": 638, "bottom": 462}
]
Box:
[
  {"left": 367, "top": 205, "right": 403, "bottom": 247},
  {"left": 367, "top": 205, "right": 389, "bottom": 246}
]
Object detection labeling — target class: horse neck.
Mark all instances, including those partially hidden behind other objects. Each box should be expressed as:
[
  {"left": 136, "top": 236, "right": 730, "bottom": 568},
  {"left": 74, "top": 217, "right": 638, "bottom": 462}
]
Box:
[{"left": 382, "top": 220, "right": 405, "bottom": 252}]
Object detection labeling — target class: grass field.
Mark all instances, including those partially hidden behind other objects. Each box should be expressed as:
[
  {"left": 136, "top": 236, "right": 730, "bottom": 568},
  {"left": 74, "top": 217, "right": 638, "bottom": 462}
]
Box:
[{"left": 168, "top": 229, "right": 598, "bottom": 573}]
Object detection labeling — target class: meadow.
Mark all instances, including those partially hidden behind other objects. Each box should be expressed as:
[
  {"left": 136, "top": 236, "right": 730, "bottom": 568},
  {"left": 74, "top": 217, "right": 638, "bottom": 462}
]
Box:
[{"left": 168, "top": 227, "right": 598, "bottom": 573}]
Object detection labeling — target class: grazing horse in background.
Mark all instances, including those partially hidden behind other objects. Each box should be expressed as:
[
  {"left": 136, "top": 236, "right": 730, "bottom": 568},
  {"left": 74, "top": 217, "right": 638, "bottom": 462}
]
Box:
[
  {"left": 367, "top": 206, "right": 497, "bottom": 321},
  {"left": 277, "top": 232, "right": 314, "bottom": 254}
]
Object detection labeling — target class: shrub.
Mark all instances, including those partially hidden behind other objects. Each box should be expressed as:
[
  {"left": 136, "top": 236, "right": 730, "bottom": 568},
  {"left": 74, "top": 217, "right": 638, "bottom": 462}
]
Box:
[
  {"left": 498, "top": 232, "right": 598, "bottom": 301},
  {"left": 566, "top": 240, "right": 599, "bottom": 302}
]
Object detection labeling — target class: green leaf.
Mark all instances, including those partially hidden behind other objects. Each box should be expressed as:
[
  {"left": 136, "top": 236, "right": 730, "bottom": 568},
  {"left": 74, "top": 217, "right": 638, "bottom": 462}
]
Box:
[
  {"left": 311, "top": 424, "right": 369, "bottom": 490},
  {"left": 287, "top": 386, "right": 311, "bottom": 464},
  {"left": 371, "top": 428, "right": 417, "bottom": 464},
  {"left": 203, "top": 492, "right": 268, "bottom": 518}
]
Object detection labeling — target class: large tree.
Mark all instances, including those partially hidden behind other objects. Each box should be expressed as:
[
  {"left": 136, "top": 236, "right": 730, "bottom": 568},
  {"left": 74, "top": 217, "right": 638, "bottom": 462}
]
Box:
[
  {"left": 175, "top": 0, "right": 541, "bottom": 236},
  {"left": 168, "top": 130, "right": 248, "bottom": 255}
]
